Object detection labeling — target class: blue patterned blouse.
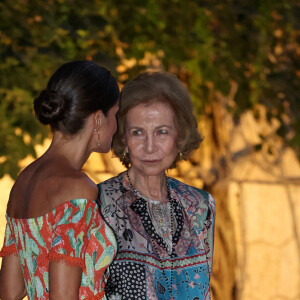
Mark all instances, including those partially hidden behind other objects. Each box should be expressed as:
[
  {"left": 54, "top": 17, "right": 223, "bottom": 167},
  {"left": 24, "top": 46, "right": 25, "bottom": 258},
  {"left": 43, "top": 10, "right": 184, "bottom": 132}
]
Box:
[{"left": 98, "top": 172, "right": 215, "bottom": 300}]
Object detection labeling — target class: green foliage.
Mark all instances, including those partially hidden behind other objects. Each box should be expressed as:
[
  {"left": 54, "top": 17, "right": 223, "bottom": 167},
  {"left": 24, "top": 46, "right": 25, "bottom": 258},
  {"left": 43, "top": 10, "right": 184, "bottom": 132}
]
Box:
[
  {"left": 0, "top": 0, "right": 119, "bottom": 179},
  {"left": 0, "top": 0, "right": 299, "bottom": 178},
  {"left": 110, "top": 0, "right": 300, "bottom": 156},
  {"left": 0, "top": 88, "right": 47, "bottom": 178}
]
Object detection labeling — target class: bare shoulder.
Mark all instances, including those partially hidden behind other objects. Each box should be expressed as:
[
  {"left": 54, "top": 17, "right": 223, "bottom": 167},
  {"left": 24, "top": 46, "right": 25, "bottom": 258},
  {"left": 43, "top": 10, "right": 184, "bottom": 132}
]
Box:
[
  {"left": 7, "top": 162, "right": 98, "bottom": 218},
  {"left": 61, "top": 171, "right": 98, "bottom": 201},
  {"left": 33, "top": 171, "right": 98, "bottom": 216},
  {"left": 7, "top": 161, "right": 39, "bottom": 209}
]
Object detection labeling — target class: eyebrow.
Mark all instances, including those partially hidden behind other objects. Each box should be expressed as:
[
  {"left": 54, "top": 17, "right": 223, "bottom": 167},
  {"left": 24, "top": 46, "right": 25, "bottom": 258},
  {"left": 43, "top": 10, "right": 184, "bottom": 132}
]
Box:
[
  {"left": 127, "top": 126, "right": 143, "bottom": 130},
  {"left": 156, "top": 125, "right": 173, "bottom": 128},
  {"left": 128, "top": 125, "right": 173, "bottom": 129}
]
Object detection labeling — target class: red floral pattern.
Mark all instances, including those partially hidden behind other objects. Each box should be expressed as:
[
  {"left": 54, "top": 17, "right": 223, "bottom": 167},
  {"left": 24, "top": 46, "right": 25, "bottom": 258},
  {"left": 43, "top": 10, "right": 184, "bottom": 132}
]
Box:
[{"left": 0, "top": 199, "right": 117, "bottom": 300}]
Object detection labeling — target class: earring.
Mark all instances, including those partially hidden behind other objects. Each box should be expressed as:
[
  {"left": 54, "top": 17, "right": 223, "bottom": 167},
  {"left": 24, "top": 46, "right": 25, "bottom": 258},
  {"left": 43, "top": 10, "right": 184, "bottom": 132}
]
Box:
[
  {"left": 122, "top": 151, "right": 128, "bottom": 159},
  {"left": 97, "top": 130, "right": 101, "bottom": 147},
  {"left": 177, "top": 151, "right": 183, "bottom": 159},
  {"left": 95, "top": 117, "right": 102, "bottom": 148}
]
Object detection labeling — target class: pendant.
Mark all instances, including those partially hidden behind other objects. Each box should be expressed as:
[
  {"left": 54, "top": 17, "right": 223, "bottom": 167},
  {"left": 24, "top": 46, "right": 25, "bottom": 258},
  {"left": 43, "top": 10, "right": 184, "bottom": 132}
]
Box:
[{"left": 153, "top": 204, "right": 164, "bottom": 220}]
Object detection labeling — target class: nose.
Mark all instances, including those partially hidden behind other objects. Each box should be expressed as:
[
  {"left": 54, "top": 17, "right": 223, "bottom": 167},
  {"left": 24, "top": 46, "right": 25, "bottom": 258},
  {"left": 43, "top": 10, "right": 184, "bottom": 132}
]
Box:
[{"left": 145, "top": 135, "right": 155, "bottom": 153}]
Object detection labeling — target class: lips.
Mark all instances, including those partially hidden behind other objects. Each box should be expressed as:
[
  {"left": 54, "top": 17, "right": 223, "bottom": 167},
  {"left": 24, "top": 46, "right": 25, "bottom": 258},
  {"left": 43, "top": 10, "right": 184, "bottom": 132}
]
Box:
[{"left": 141, "top": 159, "right": 161, "bottom": 164}]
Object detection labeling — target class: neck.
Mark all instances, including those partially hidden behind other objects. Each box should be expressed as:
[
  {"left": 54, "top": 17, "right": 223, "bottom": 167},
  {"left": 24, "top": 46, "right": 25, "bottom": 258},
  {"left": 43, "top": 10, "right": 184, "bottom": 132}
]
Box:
[
  {"left": 44, "top": 131, "right": 92, "bottom": 170},
  {"left": 127, "top": 168, "right": 168, "bottom": 202}
]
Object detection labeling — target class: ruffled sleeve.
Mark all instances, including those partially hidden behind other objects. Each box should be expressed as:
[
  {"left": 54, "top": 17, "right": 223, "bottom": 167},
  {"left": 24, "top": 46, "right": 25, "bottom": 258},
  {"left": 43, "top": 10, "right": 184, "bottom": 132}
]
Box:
[
  {"left": 48, "top": 199, "right": 97, "bottom": 271},
  {"left": 0, "top": 221, "right": 17, "bottom": 257}
]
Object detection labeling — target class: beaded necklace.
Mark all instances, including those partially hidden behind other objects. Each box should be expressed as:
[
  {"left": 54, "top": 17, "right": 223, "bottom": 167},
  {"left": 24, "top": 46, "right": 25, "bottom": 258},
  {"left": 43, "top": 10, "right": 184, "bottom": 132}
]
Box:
[{"left": 126, "top": 170, "right": 175, "bottom": 299}]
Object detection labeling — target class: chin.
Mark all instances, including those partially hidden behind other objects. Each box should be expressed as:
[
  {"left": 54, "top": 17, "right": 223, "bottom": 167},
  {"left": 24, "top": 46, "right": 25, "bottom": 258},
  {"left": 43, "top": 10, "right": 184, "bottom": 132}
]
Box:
[
  {"left": 93, "top": 146, "right": 110, "bottom": 154},
  {"left": 100, "top": 148, "right": 111, "bottom": 154},
  {"left": 135, "top": 166, "right": 170, "bottom": 177}
]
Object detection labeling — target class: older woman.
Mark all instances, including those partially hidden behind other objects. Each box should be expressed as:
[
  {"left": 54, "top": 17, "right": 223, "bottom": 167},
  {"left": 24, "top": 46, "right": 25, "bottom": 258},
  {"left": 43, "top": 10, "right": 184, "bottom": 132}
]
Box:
[{"left": 98, "top": 72, "right": 215, "bottom": 300}]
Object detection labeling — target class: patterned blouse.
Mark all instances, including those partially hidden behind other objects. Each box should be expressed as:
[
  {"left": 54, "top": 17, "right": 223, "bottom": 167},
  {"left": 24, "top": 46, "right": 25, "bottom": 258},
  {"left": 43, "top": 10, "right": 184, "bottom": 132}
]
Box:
[
  {"left": 0, "top": 199, "right": 117, "bottom": 300},
  {"left": 98, "top": 172, "right": 215, "bottom": 300}
]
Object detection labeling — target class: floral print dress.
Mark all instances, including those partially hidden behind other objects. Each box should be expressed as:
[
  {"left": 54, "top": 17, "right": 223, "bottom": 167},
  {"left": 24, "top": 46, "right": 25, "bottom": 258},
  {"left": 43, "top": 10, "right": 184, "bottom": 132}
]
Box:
[{"left": 0, "top": 199, "right": 117, "bottom": 300}]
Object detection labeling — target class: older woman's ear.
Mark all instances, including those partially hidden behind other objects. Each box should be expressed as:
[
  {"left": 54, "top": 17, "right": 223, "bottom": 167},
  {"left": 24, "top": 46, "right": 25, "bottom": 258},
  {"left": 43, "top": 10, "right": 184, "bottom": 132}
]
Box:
[
  {"left": 121, "top": 136, "right": 128, "bottom": 152},
  {"left": 176, "top": 140, "right": 184, "bottom": 155},
  {"left": 177, "top": 150, "right": 183, "bottom": 159}
]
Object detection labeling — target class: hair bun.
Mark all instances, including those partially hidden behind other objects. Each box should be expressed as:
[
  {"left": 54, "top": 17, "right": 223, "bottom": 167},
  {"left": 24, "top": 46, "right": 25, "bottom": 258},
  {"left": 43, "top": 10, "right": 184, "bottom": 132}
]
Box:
[{"left": 34, "top": 90, "right": 66, "bottom": 125}]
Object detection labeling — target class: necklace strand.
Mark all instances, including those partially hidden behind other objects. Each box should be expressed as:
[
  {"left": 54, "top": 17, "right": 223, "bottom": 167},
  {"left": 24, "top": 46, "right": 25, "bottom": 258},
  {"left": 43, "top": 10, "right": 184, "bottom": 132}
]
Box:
[{"left": 126, "top": 170, "right": 175, "bottom": 299}]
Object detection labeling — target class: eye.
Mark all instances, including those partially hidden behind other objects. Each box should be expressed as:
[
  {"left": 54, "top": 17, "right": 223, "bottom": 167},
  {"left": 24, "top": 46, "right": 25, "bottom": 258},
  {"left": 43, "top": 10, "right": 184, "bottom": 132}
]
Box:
[
  {"left": 132, "top": 129, "right": 142, "bottom": 136},
  {"left": 158, "top": 129, "right": 168, "bottom": 134}
]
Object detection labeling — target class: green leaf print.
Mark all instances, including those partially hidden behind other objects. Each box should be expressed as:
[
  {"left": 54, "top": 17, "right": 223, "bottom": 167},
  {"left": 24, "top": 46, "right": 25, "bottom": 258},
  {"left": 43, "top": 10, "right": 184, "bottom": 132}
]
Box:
[
  {"left": 75, "top": 231, "right": 84, "bottom": 257},
  {"left": 105, "top": 225, "right": 117, "bottom": 249},
  {"left": 4, "top": 224, "right": 14, "bottom": 247},
  {"left": 18, "top": 249, "right": 25, "bottom": 266},
  {"left": 32, "top": 257, "right": 37, "bottom": 274},
  {"left": 70, "top": 199, "right": 84, "bottom": 207},
  {"left": 29, "top": 238, "right": 39, "bottom": 257},
  {"left": 66, "top": 228, "right": 76, "bottom": 251},
  {"left": 72, "top": 209, "right": 84, "bottom": 223},
  {"left": 81, "top": 272, "right": 88, "bottom": 287},
  {"left": 86, "top": 207, "right": 92, "bottom": 225},
  {"left": 56, "top": 207, "right": 72, "bottom": 225},
  {"left": 86, "top": 253, "right": 93, "bottom": 276},
  {"left": 4, "top": 223, "right": 10, "bottom": 239},
  {"left": 26, "top": 255, "right": 34, "bottom": 277},
  {"left": 27, "top": 279, "right": 34, "bottom": 299},
  {"left": 25, "top": 233, "right": 37, "bottom": 275},
  {"left": 17, "top": 222, "right": 25, "bottom": 250},
  {"left": 85, "top": 254, "right": 95, "bottom": 290},
  {"left": 51, "top": 236, "right": 61, "bottom": 247},
  {"left": 37, "top": 217, "right": 43, "bottom": 229},
  {"left": 70, "top": 199, "right": 87, "bottom": 213},
  {"left": 61, "top": 248, "right": 67, "bottom": 255},
  {"left": 92, "top": 250, "right": 97, "bottom": 265},
  {"left": 28, "top": 219, "right": 46, "bottom": 247},
  {"left": 43, "top": 272, "right": 49, "bottom": 289},
  {"left": 95, "top": 230, "right": 105, "bottom": 244},
  {"left": 95, "top": 245, "right": 114, "bottom": 271},
  {"left": 35, "top": 276, "right": 44, "bottom": 298}
]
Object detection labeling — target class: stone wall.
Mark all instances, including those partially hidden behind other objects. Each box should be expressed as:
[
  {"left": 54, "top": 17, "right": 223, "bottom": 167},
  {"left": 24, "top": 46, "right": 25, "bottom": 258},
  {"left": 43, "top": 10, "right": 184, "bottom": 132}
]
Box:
[{"left": 229, "top": 148, "right": 300, "bottom": 300}]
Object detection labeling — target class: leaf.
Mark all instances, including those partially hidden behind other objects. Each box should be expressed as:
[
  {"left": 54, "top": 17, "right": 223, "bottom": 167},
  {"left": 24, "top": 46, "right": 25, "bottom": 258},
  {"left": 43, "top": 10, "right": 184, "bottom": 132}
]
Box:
[{"left": 51, "top": 236, "right": 61, "bottom": 247}]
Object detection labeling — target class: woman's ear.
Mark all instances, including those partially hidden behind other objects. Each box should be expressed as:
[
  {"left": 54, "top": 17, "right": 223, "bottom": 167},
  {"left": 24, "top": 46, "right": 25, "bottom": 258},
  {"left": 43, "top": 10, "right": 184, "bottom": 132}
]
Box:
[{"left": 93, "top": 110, "right": 103, "bottom": 129}]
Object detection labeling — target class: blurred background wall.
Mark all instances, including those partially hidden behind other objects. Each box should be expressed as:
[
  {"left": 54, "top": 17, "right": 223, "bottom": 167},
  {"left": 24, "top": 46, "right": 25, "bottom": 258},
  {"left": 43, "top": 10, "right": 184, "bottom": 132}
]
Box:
[{"left": 1, "top": 1, "right": 299, "bottom": 299}]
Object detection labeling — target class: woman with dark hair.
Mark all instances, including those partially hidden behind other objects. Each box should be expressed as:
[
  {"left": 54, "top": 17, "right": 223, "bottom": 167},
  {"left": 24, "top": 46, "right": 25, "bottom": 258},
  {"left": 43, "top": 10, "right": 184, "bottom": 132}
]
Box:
[
  {"left": 0, "top": 60, "right": 120, "bottom": 299},
  {"left": 98, "top": 71, "right": 215, "bottom": 300}
]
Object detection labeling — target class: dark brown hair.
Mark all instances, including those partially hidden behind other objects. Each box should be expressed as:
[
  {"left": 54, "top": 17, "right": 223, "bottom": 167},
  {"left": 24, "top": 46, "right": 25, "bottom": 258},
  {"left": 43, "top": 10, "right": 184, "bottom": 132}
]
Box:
[
  {"left": 113, "top": 71, "right": 202, "bottom": 168},
  {"left": 34, "top": 60, "right": 119, "bottom": 134}
]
